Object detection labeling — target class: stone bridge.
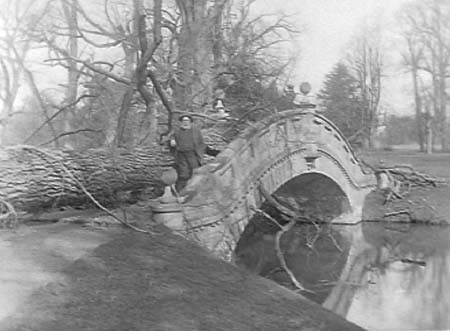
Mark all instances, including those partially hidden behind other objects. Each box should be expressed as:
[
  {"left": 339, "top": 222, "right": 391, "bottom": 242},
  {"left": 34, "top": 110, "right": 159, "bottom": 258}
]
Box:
[{"left": 180, "top": 109, "right": 377, "bottom": 260}]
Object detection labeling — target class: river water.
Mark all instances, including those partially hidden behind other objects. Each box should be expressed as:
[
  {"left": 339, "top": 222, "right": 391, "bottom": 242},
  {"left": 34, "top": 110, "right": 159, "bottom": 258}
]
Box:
[
  {"left": 235, "top": 221, "right": 450, "bottom": 331},
  {"left": 324, "top": 222, "right": 449, "bottom": 330}
]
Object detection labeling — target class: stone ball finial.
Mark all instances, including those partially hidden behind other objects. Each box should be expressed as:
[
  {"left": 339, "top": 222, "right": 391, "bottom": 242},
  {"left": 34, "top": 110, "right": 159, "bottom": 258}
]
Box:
[
  {"left": 299, "top": 82, "right": 311, "bottom": 96},
  {"left": 161, "top": 168, "right": 178, "bottom": 186}
]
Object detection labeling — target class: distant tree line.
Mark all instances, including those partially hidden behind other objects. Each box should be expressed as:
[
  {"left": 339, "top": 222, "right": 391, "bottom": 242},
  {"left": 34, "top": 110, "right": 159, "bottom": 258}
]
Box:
[
  {"left": 317, "top": 0, "right": 450, "bottom": 153},
  {"left": 384, "top": 115, "right": 417, "bottom": 147}
]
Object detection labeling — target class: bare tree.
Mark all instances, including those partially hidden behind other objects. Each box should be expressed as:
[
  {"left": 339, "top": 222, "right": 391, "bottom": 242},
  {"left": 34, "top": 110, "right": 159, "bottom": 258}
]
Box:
[
  {"left": 215, "top": 0, "right": 300, "bottom": 124},
  {"left": 0, "top": 0, "right": 52, "bottom": 146},
  {"left": 21, "top": 0, "right": 170, "bottom": 148},
  {"left": 398, "top": 3, "right": 427, "bottom": 152},
  {"left": 418, "top": 0, "right": 450, "bottom": 151},
  {"left": 397, "top": 0, "right": 450, "bottom": 152},
  {"left": 345, "top": 18, "right": 384, "bottom": 149},
  {"left": 172, "top": 0, "right": 228, "bottom": 113}
]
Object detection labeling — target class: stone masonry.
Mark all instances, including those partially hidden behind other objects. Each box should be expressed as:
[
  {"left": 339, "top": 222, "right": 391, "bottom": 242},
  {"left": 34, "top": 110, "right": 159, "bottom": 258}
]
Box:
[{"left": 178, "top": 109, "right": 377, "bottom": 260}]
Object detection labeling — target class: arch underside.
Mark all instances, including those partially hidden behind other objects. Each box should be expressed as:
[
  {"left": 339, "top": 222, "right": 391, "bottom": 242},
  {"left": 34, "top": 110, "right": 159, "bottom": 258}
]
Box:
[
  {"left": 184, "top": 148, "right": 374, "bottom": 260},
  {"left": 272, "top": 172, "right": 351, "bottom": 221}
]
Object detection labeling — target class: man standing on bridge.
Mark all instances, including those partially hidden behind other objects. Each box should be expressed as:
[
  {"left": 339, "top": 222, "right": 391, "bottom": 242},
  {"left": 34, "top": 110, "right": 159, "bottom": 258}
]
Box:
[{"left": 170, "top": 115, "right": 206, "bottom": 192}]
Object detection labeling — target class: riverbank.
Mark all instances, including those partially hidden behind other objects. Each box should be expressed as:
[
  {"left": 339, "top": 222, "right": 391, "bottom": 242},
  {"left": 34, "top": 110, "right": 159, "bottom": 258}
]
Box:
[{"left": 0, "top": 223, "right": 364, "bottom": 331}]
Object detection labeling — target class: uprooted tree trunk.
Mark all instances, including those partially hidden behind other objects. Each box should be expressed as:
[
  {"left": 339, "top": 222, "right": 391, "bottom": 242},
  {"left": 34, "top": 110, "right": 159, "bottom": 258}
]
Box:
[{"left": 0, "top": 145, "right": 174, "bottom": 214}]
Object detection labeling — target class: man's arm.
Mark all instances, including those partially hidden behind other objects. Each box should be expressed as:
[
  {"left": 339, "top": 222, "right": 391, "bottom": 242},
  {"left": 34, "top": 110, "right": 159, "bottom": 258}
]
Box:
[
  {"left": 165, "top": 130, "right": 176, "bottom": 147},
  {"left": 169, "top": 136, "right": 176, "bottom": 147},
  {"left": 160, "top": 130, "right": 177, "bottom": 148}
]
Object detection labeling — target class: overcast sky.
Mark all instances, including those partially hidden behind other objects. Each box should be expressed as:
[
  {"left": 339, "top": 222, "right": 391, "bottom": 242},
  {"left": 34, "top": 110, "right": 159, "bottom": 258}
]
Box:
[
  {"left": 260, "top": 0, "right": 409, "bottom": 83},
  {"left": 255, "top": 0, "right": 412, "bottom": 114}
]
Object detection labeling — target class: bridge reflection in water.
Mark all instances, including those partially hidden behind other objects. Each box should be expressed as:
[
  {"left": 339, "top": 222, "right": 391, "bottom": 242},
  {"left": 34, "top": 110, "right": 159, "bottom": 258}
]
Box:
[{"left": 235, "top": 216, "right": 450, "bottom": 331}]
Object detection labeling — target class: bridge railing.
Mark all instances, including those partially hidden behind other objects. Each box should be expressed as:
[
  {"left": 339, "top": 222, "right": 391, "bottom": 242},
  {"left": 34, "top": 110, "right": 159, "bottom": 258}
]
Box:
[
  {"left": 206, "top": 109, "right": 371, "bottom": 179},
  {"left": 182, "top": 109, "right": 376, "bottom": 230}
]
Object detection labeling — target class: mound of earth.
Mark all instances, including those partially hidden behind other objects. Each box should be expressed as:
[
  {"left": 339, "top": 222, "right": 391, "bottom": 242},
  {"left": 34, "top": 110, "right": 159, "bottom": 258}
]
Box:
[{"left": 0, "top": 223, "right": 364, "bottom": 331}]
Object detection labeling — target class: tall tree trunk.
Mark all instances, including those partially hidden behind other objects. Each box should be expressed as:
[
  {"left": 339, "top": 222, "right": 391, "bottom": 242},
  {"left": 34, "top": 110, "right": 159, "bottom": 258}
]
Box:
[
  {"left": 438, "top": 65, "right": 447, "bottom": 151},
  {"left": 114, "top": 86, "right": 135, "bottom": 147},
  {"left": 425, "top": 106, "right": 433, "bottom": 154},
  {"left": 114, "top": 0, "right": 163, "bottom": 147},
  {"left": 61, "top": 0, "right": 80, "bottom": 148},
  {"left": 411, "top": 63, "right": 424, "bottom": 151},
  {"left": 432, "top": 70, "right": 440, "bottom": 152},
  {"left": 113, "top": 4, "right": 138, "bottom": 148},
  {"left": 174, "top": 0, "right": 227, "bottom": 113},
  {"left": 0, "top": 60, "right": 20, "bottom": 146}
]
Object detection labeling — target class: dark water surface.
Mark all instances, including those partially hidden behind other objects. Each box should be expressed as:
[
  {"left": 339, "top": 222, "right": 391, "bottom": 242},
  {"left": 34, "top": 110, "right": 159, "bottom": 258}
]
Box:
[{"left": 236, "top": 222, "right": 450, "bottom": 330}]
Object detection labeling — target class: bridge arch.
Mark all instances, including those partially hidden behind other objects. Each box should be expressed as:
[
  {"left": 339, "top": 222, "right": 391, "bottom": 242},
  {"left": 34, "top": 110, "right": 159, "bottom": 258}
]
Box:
[
  {"left": 271, "top": 171, "right": 352, "bottom": 218},
  {"left": 180, "top": 109, "right": 376, "bottom": 260}
]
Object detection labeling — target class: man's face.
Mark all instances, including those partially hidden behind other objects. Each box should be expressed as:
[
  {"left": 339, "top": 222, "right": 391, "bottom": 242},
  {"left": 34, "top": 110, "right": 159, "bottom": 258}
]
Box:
[{"left": 180, "top": 118, "right": 192, "bottom": 129}]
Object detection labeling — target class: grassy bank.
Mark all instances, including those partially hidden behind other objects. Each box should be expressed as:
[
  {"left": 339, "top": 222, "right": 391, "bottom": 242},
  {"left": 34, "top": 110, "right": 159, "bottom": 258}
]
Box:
[{"left": 361, "top": 150, "right": 450, "bottom": 180}]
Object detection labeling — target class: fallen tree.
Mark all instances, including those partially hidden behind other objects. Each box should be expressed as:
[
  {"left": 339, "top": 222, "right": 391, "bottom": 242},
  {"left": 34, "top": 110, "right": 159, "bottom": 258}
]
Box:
[
  {"left": 0, "top": 145, "right": 174, "bottom": 215},
  {"left": 375, "top": 164, "right": 446, "bottom": 202},
  {"left": 361, "top": 162, "right": 449, "bottom": 224},
  {"left": 0, "top": 124, "right": 227, "bottom": 224}
]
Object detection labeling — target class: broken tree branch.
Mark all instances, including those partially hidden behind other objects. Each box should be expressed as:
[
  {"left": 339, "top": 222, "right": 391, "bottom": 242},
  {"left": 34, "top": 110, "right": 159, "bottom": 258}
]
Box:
[
  {"left": 259, "top": 183, "right": 326, "bottom": 223},
  {"left": 251, "top": 207, "right": 311, "bottom": 292}
]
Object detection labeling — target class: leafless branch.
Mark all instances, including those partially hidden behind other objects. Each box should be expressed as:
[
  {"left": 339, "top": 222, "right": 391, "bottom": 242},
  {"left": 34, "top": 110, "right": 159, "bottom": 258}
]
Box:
[
  {"left": 45, "top": 57, "right": 131, "bottom": 85},
  {"left": 38, "top": 128, "right": 102, "bottom": 147},
  {"left": 251, "top": 207, "right": 311, "bottom": 293},
  {"left": 23, "top": 94, "right": 96, "bottom": 144},
  {"left": 0, "top": 198, "right": 18, "bottom": 229}
]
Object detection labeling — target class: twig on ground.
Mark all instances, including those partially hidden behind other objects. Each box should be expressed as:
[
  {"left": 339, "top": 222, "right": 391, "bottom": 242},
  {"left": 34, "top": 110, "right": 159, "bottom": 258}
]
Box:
[
  {"left": 0, "top": 199, "right": 18, "bottom": 229},
  {"left": 384, "top": 209, "right": 410, "bottom": 218}
]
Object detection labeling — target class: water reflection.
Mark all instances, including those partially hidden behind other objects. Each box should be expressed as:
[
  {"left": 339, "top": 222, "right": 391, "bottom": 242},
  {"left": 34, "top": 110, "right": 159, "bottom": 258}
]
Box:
[
  {"left": 235, "top": 221, "right": 450, "bottom": 330},
  {"left": 337, "top": 223, "right": 450, "bottom": 331}
]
